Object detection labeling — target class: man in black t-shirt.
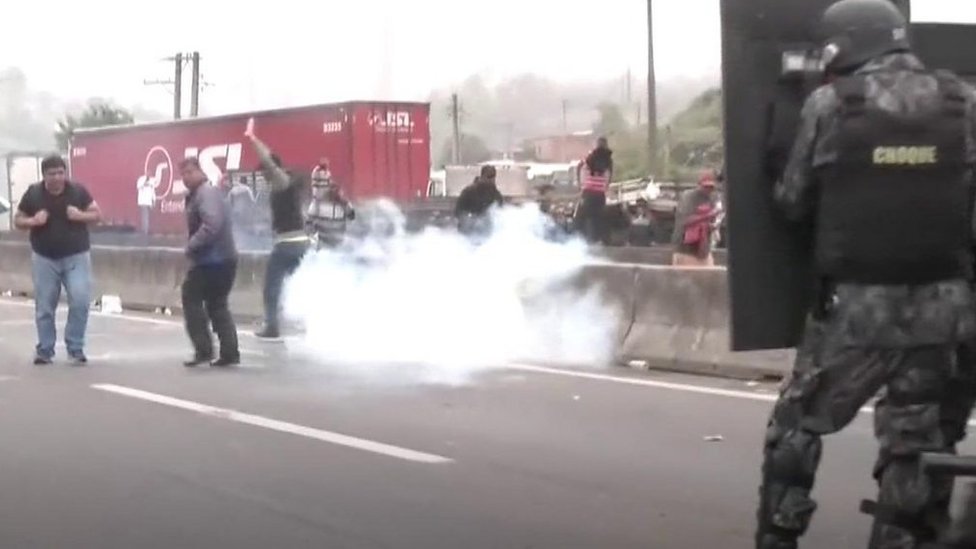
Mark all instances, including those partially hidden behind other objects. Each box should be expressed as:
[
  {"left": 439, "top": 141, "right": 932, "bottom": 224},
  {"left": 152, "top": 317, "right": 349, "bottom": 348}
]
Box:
[{"left": 14, "top": 155, "right": 101, "bottom": 365}]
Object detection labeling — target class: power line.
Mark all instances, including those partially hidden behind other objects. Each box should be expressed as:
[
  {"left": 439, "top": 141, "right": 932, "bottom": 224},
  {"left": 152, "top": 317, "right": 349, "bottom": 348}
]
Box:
[{"left": 143, "top": 52, "right": 212, "bottom": 119}]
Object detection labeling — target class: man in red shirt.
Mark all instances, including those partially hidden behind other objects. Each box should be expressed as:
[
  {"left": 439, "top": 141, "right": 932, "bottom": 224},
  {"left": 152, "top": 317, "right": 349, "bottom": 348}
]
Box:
[{"left": 671, "top": 169, "right": 723, "bottom": 266}]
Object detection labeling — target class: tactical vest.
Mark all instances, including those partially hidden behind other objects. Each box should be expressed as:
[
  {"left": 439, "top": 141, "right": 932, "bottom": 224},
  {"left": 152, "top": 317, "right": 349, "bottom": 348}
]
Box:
[
  {"left": 269, "top": 174, "right": 306, "bottom": 235},
  {"left": 815, "top": 72, "right": 973, "bottom": 284}
]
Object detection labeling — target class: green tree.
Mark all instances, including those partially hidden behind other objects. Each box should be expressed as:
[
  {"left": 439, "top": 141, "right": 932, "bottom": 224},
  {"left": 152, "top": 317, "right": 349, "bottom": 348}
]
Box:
[
  {"left": 55, "top": 99, "right": 135, "bottom": 151},
  {"left": 588, "top": 88, "right": 724, "bottom": 183},
  {"left": 437, "top": 133, "right": 493, "bottom": 167},
  {"left": 663, "top": 87, "right": 723, "bottom": 179}
]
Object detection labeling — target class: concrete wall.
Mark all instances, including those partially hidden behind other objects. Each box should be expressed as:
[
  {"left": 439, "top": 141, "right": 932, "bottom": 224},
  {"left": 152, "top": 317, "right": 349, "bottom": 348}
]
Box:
[
  {"left": 0, "top": 231, "right": 729, "bottom": 267},
  {"left": 0, "top": 243, "right": 265, "bottom": 319},
  {"left": 0, "top": 242, "right": 788, "bottom": 379}
]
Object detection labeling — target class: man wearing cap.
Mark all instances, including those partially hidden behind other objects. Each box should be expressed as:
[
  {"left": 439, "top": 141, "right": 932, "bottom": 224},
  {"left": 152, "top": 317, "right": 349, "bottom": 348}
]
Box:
[
  {"left": 671, "top": 169, "right": 723, "bottom": 266},
  {"left": 307, "top": 161, "right": 355, "bottom": 250}
]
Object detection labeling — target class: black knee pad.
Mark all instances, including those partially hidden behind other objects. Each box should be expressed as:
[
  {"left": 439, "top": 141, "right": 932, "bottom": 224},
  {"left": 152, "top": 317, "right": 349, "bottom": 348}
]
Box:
[
  {"left": 766, "top": 428, "right": 822, "bottom": 487},
  {"left": 760, "top": 428, "right": 822, "bottom": 537}
]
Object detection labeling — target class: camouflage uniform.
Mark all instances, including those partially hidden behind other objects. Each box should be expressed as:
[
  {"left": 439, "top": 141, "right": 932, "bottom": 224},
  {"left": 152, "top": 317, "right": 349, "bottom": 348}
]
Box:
[{"left": 757, "top": 53, "right": 976, "bottom": 549}]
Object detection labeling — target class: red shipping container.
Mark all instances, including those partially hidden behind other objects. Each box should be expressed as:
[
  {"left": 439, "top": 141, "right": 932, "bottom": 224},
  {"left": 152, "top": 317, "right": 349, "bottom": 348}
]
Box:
[{"left": 68, "top": 101, "right": 431, "bottom": 235}]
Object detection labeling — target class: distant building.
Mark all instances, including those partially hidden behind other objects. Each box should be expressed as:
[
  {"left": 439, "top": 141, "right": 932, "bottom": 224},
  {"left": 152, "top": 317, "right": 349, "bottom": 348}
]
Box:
[{"left": 523, "top": 131, "right": 594, "bottom": 163}]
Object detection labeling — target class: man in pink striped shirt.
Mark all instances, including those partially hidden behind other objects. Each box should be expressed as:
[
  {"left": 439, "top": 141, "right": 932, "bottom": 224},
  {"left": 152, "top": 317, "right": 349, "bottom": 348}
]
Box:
[{"left": 574, "top": 137, "right": 614, "bottom": 244}]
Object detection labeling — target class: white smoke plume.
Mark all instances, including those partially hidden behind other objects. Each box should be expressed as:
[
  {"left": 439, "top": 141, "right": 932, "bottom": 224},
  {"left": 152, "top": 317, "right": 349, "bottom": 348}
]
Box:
[{"left": 281, "top": 200, "right": 622, "bottom": 385}]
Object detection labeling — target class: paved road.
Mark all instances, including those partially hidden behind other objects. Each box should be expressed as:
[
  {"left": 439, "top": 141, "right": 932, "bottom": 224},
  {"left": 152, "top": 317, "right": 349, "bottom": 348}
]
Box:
[{"left": 0, "top": 298, "right": 968, "bottom": 549}]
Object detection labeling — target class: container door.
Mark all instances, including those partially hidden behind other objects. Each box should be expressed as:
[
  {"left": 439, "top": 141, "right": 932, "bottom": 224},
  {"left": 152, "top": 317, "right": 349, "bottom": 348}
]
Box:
[{"left": 8, "top": 155, "right": 42, "bottom": 223}]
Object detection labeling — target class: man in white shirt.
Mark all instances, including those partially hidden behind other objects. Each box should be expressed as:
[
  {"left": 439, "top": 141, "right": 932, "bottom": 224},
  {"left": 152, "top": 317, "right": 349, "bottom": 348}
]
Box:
[{"left": 136, "top": 175, "right": 155, "bottom": 235}]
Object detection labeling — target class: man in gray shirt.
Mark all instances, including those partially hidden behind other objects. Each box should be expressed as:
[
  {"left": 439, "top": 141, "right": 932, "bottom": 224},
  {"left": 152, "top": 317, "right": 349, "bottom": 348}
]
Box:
[{"left": 180, "top": 157, "right": 240, "bottom": 367}]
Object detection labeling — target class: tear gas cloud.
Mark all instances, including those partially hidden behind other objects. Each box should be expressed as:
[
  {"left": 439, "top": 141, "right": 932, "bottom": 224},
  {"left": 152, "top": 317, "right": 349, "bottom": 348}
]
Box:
[{"left": 281, "top": 200, "right": 622, "bottom": 385}]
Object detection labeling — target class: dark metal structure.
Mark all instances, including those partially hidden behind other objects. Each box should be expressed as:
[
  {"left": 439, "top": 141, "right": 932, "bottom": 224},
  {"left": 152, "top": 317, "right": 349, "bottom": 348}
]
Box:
[{"left": 721, "top": 0, "right": 976, "bottom": 351}]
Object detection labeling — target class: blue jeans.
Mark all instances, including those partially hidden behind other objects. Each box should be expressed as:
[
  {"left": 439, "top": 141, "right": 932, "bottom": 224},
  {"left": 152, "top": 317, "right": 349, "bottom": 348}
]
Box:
[
  {"left": 262, "top": 241, "right": 308, "bottom": 332},
  {"left": 31, "top": 252, "right": 92, "bottom": 358}
]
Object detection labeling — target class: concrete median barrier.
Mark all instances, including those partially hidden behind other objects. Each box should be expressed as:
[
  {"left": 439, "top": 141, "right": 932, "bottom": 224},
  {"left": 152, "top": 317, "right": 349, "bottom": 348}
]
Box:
[
  {"left": 570, "top": 263, "right": 640, "bottom": 345},
  {"left": 0, "top": 242, "right": 33, "bottom": 296},
  {"left": 618, "top": 266, "right": 793, "bottom": 379},
  {"left": 0, "top": 242, "right": 266, "bottom": 319},
  {"left": 0, "top": 241, "right": 792, "bottom": 379}
]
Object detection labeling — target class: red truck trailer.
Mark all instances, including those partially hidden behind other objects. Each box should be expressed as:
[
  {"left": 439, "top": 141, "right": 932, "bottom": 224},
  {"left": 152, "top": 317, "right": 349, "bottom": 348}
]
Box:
[{"left": 68, "top": 101, "right": 431, "bottom": 235}]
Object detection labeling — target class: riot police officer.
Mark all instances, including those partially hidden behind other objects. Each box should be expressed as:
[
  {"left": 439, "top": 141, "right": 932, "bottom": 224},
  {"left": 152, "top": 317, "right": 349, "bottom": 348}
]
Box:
[{"left": 756, "top": 1, "right": 976, "bottom": 548}]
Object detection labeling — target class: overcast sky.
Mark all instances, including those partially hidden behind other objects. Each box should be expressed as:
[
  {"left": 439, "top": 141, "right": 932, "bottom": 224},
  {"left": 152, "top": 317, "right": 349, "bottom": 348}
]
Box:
[{"left": 1, "top": 0, "right": 974, "bottom": 117}]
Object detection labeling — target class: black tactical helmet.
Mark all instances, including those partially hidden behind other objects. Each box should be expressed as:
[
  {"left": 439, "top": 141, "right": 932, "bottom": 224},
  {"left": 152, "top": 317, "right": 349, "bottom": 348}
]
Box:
[{"left": 820, "top": 0, "right": 910, "bottom": 74}]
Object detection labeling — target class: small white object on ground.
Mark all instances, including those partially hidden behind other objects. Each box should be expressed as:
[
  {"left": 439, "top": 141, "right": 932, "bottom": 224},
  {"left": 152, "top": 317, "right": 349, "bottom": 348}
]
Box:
[
  {"left": 100, "top": 295, "right": 123, "bottom": 314},
  {"left": 746, "top": 381, "right": 760, "bottom": 388},
  {"left": 573, "top": 395, "right": 581, "bottom": 401},
  {"left": 628, "top": 360, "right": 649, "bottom": 370},
  {"left": 704, "top": 435, "right": 724, "bottom": 442}
]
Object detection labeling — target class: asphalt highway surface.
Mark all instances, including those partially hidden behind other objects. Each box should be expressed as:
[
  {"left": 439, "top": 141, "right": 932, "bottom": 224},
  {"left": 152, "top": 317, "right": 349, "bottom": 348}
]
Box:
[{"left": 1, "top": 298, "right": 971, "bottom": 548}]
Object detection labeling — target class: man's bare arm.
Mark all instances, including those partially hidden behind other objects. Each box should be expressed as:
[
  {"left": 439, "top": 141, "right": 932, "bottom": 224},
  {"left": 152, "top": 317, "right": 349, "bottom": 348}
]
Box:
[
  {"left": 67, "top": 201, "right": 101, "bottom": 224},
  {"left": 14, "top": 211, "right": 37, "bottom": 230},
  {"left": 244, "top": 117, "right": 291, "bottom": 192}
]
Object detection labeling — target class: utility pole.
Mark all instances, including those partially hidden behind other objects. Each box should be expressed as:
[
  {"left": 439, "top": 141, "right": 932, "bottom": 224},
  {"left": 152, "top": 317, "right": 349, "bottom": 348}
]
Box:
[
  {"left": 663, "top": 125, "right": 672, "bottom": 176},
  {"left": 626, "top": 68, "right": 633, "bottom": 104},
  {"left": 450, "top": 93, "right": 461, "bottom": 164},
  {"left": 646, "top": 0, "right": 658, "bottom": 176},
  {"left": 505, "top": 122, "right": 514, "bottom": 159},
  {"left": 145, "top": 52, "right": 209, "bottom": 121},
  {"left": 561, "top": 99, "right": 568, "bottom": 162},
  {"left": 190, "top": 52, "right": 201, "bottom": 117},
  {"left": 173, "top": 53, "right": 184, "bottom": 120}
]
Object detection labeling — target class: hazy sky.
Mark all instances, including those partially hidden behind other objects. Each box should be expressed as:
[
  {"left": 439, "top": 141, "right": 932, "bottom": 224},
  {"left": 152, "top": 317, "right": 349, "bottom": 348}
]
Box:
[{"left": 1, "top": 0, "right": 974, "bottom": 117}]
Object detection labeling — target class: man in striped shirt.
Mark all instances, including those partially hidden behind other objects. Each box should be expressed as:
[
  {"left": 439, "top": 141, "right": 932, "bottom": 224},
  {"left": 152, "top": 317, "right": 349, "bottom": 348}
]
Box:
[
  {"left": 574, "top": 137, "right": 613, "bottom": 244},
  {"left": 307, "top": 163, "right": 355, "bottom": 250}
]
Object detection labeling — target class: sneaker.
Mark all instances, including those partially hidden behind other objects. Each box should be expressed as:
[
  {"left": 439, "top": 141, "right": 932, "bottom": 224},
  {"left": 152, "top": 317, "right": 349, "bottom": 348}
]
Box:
[
  {"left": 69, "top": 353, "right": 88, "bottom": 366},
  {"left": 211, "top": 356, "right": 240, "bottom": 368},
  {"left": 183, "top": 354, "right": 214, "bottom": 368},
  {"left": 33, "top": 355, "right": 53, "bottom": 366},
  {"left": 253, "top": 327, "right": 281, "bottom": 340}
]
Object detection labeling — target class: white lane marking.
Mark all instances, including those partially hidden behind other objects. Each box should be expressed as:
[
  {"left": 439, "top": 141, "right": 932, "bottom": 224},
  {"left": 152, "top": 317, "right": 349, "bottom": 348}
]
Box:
[
  {"left": 508, "top": 363, "right": 780, "bottom": 403},
  {"left": 509, "top": 363, "right": 976, "bottom": 427},
  {"left": 91, "top": 383, "right": 452, "bottom": 465}
]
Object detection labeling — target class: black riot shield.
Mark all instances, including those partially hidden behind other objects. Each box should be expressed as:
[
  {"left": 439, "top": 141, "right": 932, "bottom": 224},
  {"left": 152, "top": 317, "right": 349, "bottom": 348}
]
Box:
[
  {"left": 722, "top": 0, "right": 919, "bottom": 351},
  {"left": 722, "top": 0, "right": 839, "bottom": 351},
  {"left": 912, "top": 23, "right": 976, "bottom": 82}
]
